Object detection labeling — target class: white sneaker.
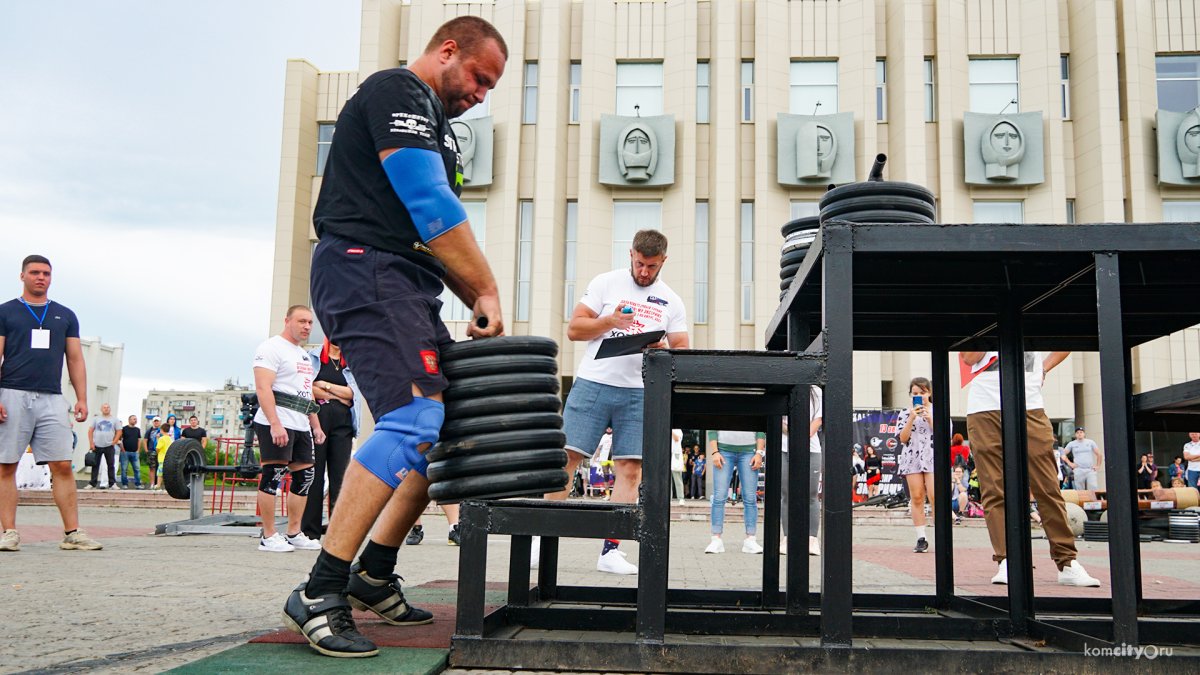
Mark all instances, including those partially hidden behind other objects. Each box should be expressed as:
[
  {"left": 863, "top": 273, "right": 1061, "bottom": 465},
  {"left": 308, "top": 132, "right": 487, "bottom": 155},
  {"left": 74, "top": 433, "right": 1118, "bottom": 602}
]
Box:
[
  {"left": 991, "top": 560, "right": 1008, "bottom": 585},
  {"left": 1057, "top": 560, "right": 1101, "bottom": 587},
  {"left": 597, "top": 549, "right": 638, "bottom": 575},
  {"left": 809, "top": 535, "right": 821, "bottom": 557},
  {"left": 258, "top": 533, "right": 295, "bottom": 553},
  {"left": 779, "top": 535, "right": 787, "bottom": 555},
  {"left": 0, "top": 529, "right": 19, "bottom": 552},
  {"left": 285, "top": 532, "right": 321, "bottom": 550},
  {"left": 530, "top": 535, "right": 540, "bottom": 570},
  {"left": 704, "top": 536, "right": 725, "bottom": 554},
  {"left": 742, "top": 537, "right": 763, "bottom": 554},
  {"left": 678, "top": 499, "right": 687, "bottom": 506}
]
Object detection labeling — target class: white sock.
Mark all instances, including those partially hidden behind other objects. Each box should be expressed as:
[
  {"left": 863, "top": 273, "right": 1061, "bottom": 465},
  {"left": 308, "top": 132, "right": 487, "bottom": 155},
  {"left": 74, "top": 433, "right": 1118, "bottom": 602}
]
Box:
[{"left": 915, "top": 526, "right": 927, "bottom": 539}]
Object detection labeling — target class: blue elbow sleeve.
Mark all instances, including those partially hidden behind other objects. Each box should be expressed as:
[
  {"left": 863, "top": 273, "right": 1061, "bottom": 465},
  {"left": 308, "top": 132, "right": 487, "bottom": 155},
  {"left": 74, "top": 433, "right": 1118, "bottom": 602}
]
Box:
[{"left": 381, "top": 148, "right": 468, "bottom": 242}]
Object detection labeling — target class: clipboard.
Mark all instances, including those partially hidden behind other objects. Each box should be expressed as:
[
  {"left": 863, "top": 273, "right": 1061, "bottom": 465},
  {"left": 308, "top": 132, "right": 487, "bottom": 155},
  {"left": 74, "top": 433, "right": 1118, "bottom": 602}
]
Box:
[{"left": 595, "top": 330, "right": 666, "bottom": 359}]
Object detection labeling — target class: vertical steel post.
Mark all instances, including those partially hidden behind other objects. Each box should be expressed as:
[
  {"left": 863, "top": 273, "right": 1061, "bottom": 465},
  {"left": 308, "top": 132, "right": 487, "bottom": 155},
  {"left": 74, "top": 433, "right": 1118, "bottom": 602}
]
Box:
[
  {"left": 998, "top": 293, "right": 1033, "bottom": 635},
  {"left": 636, "top": 350, "right": 672, "bottom": 643},
  {"left": 931, "top": 350, "right": 954, "bottom": 606}
]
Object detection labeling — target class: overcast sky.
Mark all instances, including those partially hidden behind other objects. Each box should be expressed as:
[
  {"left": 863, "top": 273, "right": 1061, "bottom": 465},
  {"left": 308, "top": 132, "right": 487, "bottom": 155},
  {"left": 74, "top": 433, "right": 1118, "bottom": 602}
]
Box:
[{"left": 0, "top": 1, "right": 362, "bottom": 416}]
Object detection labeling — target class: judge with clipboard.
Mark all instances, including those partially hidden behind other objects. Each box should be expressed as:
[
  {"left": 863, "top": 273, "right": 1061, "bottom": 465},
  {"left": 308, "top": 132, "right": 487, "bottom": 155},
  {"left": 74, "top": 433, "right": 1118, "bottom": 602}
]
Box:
[{"left": 533, "top": 230, "right": 689, "bottom": 576}]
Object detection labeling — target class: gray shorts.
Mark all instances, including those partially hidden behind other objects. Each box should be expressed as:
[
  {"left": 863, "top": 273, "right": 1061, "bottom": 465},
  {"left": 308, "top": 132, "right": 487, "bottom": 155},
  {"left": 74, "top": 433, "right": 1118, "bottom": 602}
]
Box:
[{"left": 0, "top": 389, "right": 73, "bottom": 464}]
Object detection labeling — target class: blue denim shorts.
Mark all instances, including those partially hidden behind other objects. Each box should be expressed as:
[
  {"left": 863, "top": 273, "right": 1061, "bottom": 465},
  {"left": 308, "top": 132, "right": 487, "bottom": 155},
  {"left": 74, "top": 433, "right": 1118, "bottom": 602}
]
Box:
[{"left": 562, "top": 377, "right": 644, "bottom": 460}]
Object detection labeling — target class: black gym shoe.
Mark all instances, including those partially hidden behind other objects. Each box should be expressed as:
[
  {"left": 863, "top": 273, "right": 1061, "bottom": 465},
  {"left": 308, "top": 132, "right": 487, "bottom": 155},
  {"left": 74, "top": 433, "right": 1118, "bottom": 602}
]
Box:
[
  {"left": 405, "top": 525, "right": 424, "bottom": 546},
  {"left": 913, "top": 537, "right": 929, "bottom": 553},
  {"left": 282, "top": 581, "right": 378, "bottom": 658},
  {"left": 448, "top": 524, "right": 461, "bottom": 546},
  {"left": 346, "top": 563, "right": 434, "bottom": 626}
]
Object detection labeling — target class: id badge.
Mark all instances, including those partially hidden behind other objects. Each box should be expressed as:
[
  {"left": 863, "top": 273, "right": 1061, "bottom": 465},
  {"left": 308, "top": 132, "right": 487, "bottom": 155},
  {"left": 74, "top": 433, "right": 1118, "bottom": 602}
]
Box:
[{"left": 31, "top": 329, "right": 50, "bottom": 349}]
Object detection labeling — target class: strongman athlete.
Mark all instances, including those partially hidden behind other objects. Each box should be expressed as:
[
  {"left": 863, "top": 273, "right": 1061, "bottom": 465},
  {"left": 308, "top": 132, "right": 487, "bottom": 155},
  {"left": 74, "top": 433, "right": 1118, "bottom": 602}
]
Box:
[{"left": 282, "top": 16, "right": 508, "bottom": 658}]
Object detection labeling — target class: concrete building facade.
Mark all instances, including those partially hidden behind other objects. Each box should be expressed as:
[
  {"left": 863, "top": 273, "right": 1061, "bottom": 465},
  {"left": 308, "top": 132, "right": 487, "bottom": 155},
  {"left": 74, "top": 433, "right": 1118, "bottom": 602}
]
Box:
[
  {"left": 272, "top": 0, "right": 1200, "bottom": 474},
  {"left": 141, "top": 382, "right": 253, "bottom": 443},
  {"left": 61, "top": 337, "right": 124, "bottom": 469}
]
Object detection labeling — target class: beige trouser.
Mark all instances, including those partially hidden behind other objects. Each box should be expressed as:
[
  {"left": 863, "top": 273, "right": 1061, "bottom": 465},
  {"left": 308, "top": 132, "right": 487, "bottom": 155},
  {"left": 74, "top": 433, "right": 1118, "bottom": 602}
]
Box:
[{"left": 967, "top": 409, "right": 1077, "bottom": 570}]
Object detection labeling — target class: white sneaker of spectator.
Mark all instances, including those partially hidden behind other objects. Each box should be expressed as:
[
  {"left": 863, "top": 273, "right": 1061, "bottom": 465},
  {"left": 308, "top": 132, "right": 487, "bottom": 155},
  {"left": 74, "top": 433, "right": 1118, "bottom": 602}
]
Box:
[
  {"left": 597, "top": 549, "right": 638, "bottom": 575},
  {"left": 285, "top": 531, "right": 322, "bottom": 550},
  {"left": 704, "top": 536, "right": 725, "bottom": 554},
  {"left": 742, "top": 537, "right": 763, "bottom": 554},
  {"left": 259, "top": 532, "right": 295, "bottom": 553}
]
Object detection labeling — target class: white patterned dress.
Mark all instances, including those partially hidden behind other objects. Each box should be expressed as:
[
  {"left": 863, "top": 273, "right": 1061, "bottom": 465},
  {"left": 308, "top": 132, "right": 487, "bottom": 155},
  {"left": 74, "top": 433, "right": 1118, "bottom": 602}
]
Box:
[{"left": 897, "top": 406, "right": 934, "bottom": 475}]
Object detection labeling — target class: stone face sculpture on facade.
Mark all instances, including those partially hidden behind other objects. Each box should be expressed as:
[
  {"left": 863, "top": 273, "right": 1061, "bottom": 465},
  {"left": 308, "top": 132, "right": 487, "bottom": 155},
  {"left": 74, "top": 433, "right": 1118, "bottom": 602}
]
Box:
[
  {"left": 617, "top": 122, "right": 657, "bottom": 182},
  {"left": 981, "top": 118, "right": 1025, "bottom": 180},
  {"left": 796, "top": 121, "right": 838, "bottom": 179},
  {"left": 776, "top": 112, "right": 855, "bottom": 186},
  {"left": 1177, "top": 107, "right": 1200, "bottom": 178},
  {"left": 451, "top": 120, "right": 477, "bottom": 183}
]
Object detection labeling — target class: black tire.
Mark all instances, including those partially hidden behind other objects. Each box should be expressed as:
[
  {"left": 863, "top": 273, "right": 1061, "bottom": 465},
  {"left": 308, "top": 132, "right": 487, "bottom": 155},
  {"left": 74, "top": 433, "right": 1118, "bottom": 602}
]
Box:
[
  {"left": 444, "top": 392, "right": 562, "bottom": 420},
  {"left": 820, "top": 195, "right": 936, "bottom": 220},
  {"left": 428, "top": 468, "right": 570, "bottom": 504},
  {"left": 440, "top": 412, "right": 563, "bottom": 441},
  {"left": 821, "top": 209, "right": 935, "bottom": 225},
  {"left": 443, "top": 373, "right": 560, "bottom": 401},
  {"left": 427, "top": 448, "right": 568, "bottom": 482},
  {"left": 781, "top": 242, "right": 813, "bottom": 256},
  {"left": 162, "top": 438, "right": 206, "bottom": 500},
  {"left": 780, "top": 263, "right": 801, "bottom": 280},
  {"left": 440, "top": 336, "right": 558, "bottom": 363},
  {"left": 819, "top": 181, "right": 935, "bottom": 209},
  {"left": 780, "top": 249, "right": 809, "bottom": 267},
  {"left": 780, "top": 275, "right": 795, "bottom": 291},
  {"left": 443, "top": 353, "right": 558, "bottom": 380},
  {"left": 431, "top": 428, "right": 568, "bottom": 461},
  {"left": 780, "top": 216, "right": 821, "bottom": 237}
]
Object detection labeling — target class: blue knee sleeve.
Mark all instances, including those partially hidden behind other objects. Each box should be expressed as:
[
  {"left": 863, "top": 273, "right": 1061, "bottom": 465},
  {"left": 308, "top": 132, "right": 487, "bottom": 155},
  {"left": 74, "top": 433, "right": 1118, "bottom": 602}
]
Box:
[{"left": 353, "top": 398, "right": 445, "bottom": 488}]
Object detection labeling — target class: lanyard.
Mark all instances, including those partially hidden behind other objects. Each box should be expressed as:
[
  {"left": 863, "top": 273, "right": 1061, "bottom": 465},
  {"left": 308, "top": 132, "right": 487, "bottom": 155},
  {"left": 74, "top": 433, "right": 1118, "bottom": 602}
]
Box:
[{"left": 19, "top": 299, "right": 49, "bottom": 328}]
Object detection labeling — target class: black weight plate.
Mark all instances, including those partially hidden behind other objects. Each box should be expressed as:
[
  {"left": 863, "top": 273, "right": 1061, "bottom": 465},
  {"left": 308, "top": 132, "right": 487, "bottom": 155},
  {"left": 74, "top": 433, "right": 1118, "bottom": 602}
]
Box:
[
  {"left": 781, "top": 241, "right": 813, "bottom": 256},
  {"left": 779, "top": 263, "right": 801, "bottom": 280},
  {"left": 427, "top": 447, "right": 568, "bottom": 482},
  {"left": 431, "top": 428, "right": 568, "bottom": 461},
  {"left": 780, "top": 275, "right": 795, "bottom": 291},
  {"left": 780, "top": 216, "right": 821, "bottom": 237},
  {"left": 444, "top": 392, "right": 562, "bottom": 420},
  {"left": 440, "top": 336, "right": 558, "bottom": 363},
  {"left": 821, "top": 209, "right": 934, "bottom": 225},
  {"left": 443, "top": 373, "right": 560, "bottom": 401},
  {"left": 162, "top": 438, "right": 206, "bottom": 500},
  {"left": 440, "top": 412, "right": 563, "bottom": 441},
  {"left": 428, "top": 468, "right": 570, "bottom": 504},
  {"left": 780, "top": 249, "right": 809, "bottom": 267},
  {"left": 819, "top": 181, "right": 935, "bottom": 209},
  {"left": 443, "top": 353, "right": 558, "bottom": 380},
  {"left": 821, "top": 195, "right": 935, "bottom": 220}
]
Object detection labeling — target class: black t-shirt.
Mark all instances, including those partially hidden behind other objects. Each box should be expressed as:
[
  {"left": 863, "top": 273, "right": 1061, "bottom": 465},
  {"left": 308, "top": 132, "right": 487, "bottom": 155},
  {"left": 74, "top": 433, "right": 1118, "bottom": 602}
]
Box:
[
  {"left": 181, "top": 427, "right": 207, "bottom": 443},
  {"left": 865, "top": 455, "right": 882, "bottom": 473},
  {"left": 314, "top": 68, "right": 463, "bottom": 279},
  {"left": 317, "top": 358, "right": 348, "bottom": 389},
  {"left": 0, "top": 299, "right": 80, "bottom": 394},
  {"left": 121, "top": 425, "right": 141, "bottom": 453}
]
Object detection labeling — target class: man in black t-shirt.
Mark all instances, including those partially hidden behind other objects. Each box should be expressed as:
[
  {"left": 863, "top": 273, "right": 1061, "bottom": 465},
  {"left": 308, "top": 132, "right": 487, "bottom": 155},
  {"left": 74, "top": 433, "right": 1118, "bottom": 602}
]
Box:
[
  {"left": 0, "top": 255, "right": 101, "bottom": 552},
  {"left": 180, "top": 415, "right": 207, "bottom": 449},
  {"left": 287, "top": 16, "right": 509, "bottom": 659},
  {"left": 119, "top": 415, "right": 143, "bottom": 489}
]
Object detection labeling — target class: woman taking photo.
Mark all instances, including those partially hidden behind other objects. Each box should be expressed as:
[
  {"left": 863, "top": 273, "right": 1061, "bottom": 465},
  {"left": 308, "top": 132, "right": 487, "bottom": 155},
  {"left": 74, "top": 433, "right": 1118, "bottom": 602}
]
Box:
[{"left": 897, "top": 377, "right": 935, "bottom": 553}]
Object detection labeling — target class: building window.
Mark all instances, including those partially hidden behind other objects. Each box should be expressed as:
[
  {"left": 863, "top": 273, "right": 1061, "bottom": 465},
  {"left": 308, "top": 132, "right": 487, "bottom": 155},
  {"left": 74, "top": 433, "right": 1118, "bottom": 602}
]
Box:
[
  {"left": 790, "top": 201, "right": 819, "bottom": 219},
  {"left": 741, "top": 60, "right": 754, "bottom": 122},
  {"left": 523, "top": 62, "right": 538, "bottom": 124},
  {"left": 460, "top": 92, "right": 491, "bottom": 120},
  {"left": 1061, "top": 55, "right": 1071, "bottom": 120},
  {"left": 876, "top": 59, "right": 887, "bottom": 121},
  {"left": 616, "top": 62, "right": 663, "bottom": 116},
  {"left": 1157, "top": 55, "right": 1200, "bottom": 111},
  {"left": 924, "top": 58, "right": 936, "bottom": 122},
  {"left": 516, "top": 201, "right": 534, "bottom": 320},
  {"left": 696, "top": 61, "right": 710, "bottom": 124},
  {"left": 973, "top": 200, "right": 1024, "bottom": 224},
  {"left": 694, "top": 202, "right": 709, "bottom": 324},
  {"left": 439, "top": 202, "right": 486, "bottom": 321},
  {"left": 740, "top": 202, "right": 754, "bottom": 323},
  {"left": 569, "top": 62, "right": 581, "bottom": 123},
  {"left": 790, "top": 61, "right": 838, "bottom": 115},
  {"left": 1163, "top": 201, "right": 1200, "bottom": 222},
  {"left": 969, "top": 58, "right": 1019, "bottom": 114},
  {"left": 316, "top": 123, "right": 334, "bottom": 176},
  {"left": 1065, "top": 199, "right": 1075, "bottom": 224},
  {"left": 612, "top": 201, "right": 662, "bottom": 269},
  {"left": 564, "top": 201, "right": 578, "bottom": 317}
]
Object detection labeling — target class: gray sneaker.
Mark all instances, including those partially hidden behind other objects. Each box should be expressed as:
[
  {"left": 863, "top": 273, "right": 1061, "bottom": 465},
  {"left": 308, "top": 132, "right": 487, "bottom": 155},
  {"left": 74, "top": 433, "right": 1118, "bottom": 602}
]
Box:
[
  {"left": 60, "top": 530, "right": 103, "bottom": 550},
  {"left": 0, "top": 529, "right": 19, "bottom": 552}
]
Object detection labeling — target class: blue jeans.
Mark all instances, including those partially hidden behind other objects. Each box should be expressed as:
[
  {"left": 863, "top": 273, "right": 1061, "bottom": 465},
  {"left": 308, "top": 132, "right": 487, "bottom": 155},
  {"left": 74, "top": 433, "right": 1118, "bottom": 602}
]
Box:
[
  {"left": 119, "top": 450, "right": 142, "bottom": 486},
  {"left": 1189, "top": 470, "right": 1200, "bottom": 488},
  {"left": 710, "top": 451, "right": 758, "bottom": 536}
]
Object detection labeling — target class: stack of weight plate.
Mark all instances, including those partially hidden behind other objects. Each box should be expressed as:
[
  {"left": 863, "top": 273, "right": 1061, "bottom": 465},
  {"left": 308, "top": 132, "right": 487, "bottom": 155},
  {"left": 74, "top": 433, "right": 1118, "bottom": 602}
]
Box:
[
  {"left": 779, "top": 215, "right": 820, "bottom": 300},
  {"left": 1083, "top": 519, "right": 1109, "bottom": 542},
  {"left": 1168, "top": 509, "right": 1200, "bottom": 542},
  {"left": 426, "top": 336, "right": 570, "bottom": 504},
  {"left": 818, "top": 180, "right": 937, "bottom": 228}
]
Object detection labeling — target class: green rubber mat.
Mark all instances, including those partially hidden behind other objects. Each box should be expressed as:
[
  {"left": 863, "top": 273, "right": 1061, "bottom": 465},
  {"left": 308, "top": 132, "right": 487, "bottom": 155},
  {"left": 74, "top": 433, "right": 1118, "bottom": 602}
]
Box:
[{"left": 167, "top": 643, "right": 447, "bottom": 674}]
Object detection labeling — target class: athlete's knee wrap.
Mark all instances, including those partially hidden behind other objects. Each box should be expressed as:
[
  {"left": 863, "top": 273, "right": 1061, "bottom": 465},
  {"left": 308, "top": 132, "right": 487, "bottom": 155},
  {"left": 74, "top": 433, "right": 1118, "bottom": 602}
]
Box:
[
  {"left": 259, "top": 466, "right": 287, "bottom": 495},
  {"left": 353, "top": 398, "right": 444, "bottom": 489},
  {"left": 290, "top": 466, "right": 316, "bottom": 496}
]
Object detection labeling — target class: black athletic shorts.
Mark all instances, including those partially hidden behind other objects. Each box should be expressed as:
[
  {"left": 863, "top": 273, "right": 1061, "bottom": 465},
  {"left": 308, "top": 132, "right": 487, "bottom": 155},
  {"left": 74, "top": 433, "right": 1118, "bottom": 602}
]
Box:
[
  {"left": 254, "top": 422, "right": 314, "bottom": 465},
  {"left": 309, "top": 235, "right": 454, "bottom": 418}
]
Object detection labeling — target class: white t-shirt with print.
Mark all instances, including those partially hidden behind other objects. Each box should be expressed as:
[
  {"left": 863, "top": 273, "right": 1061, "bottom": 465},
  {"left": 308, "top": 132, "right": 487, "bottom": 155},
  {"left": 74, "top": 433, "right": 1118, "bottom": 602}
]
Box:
[
  {"left": 574, "top": 268, "right": 688, "bottom": 389},
  {"left": 252, "top": 335, "right": 315, "bottom": 431},
  {"left": 965, "top": 351, "right": 1046, "bottom": 415}
]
